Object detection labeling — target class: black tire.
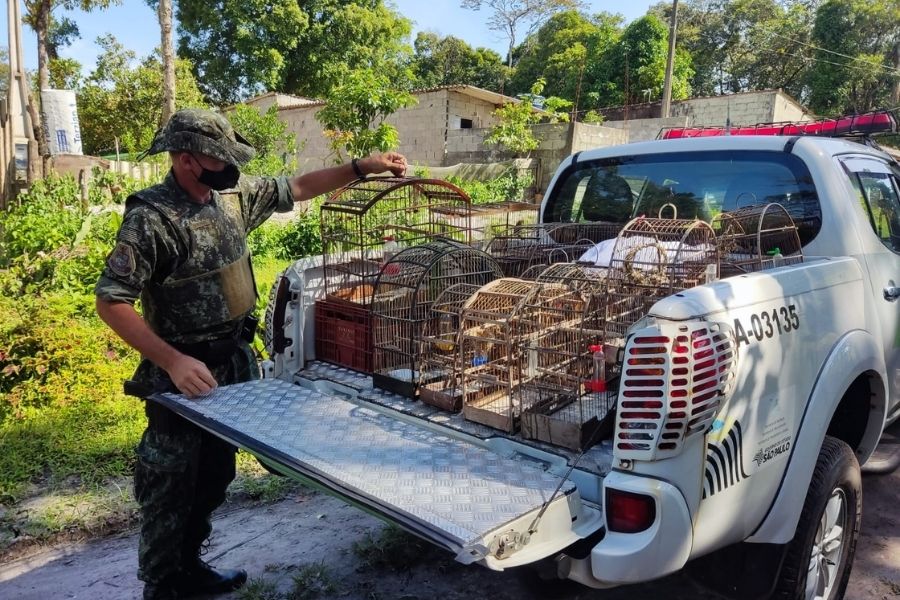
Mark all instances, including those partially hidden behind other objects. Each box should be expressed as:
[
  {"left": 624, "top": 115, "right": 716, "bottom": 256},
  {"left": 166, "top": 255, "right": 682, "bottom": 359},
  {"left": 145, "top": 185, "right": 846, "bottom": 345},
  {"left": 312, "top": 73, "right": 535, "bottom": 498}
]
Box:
[{"left": 773, "top": 436, "right": 861, "bottom": 600}]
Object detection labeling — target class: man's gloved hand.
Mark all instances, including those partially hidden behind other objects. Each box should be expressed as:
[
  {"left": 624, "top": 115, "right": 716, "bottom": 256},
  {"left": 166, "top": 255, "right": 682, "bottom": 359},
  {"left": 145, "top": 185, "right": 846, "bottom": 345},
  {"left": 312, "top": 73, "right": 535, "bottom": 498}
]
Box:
[
  {"left": 360, "top": 152, "right": 408, "bottom": 178},
  {"left": 166, "top": 353, "right": 218, "bottom": 398}
]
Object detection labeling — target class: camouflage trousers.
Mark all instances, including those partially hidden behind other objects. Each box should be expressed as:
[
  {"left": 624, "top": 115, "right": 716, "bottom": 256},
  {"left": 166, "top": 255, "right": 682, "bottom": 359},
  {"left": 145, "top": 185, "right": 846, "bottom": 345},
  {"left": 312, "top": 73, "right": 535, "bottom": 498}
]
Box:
[{"left": 133, "top": 343, "right": 257, "bottom": 588}]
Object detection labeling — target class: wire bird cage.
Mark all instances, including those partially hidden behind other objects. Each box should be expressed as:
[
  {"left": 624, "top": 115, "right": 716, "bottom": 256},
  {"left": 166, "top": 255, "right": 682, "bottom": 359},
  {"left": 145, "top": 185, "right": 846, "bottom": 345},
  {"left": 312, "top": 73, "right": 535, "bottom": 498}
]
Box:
[
  {"left": 419, "top": 282, "right": 484, "bottom": 411},
  {"left": 320, "top": 177, "right": 474, "bottom": 305},
  {"left": 371, "top": 240, "right": 502, "bottom": 398},
  {"left": 469, "top": 202, "right": 539, "bottom": 248},
  {"left": 485, "top": 222, "right": 623, "bottom": 277},
  {"left": 457, "top": 279, "right": 606, "bottom": 440},
  {"left": 316, "top": 177, "right": 472, "bottom": 372},
  {"left": 602, "top": 218, "right": 719, "bottom": 343},
  {"left": 711, "top": 203, "right": 803, "bottom": 277}
]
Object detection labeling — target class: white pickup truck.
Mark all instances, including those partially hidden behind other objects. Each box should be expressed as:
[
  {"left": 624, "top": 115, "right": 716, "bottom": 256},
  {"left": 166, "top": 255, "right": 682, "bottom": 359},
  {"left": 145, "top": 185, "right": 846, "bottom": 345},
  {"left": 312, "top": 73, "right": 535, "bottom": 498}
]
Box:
[{"left": 152, "top": 132, "right": 900, "bottom": 600}]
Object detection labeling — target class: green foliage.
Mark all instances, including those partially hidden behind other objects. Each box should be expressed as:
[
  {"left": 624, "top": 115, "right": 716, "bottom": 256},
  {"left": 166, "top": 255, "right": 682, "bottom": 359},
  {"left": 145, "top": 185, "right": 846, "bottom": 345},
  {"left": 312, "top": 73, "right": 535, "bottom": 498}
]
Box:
[
  {"left": 509, "top": 11, "right": 623, "bottom": 102},
  {"left": 77, "top": 34, "right": 207, "bottom": 155},
  {"left": 484, "top": 79, "right": 545, "bottom": 155},
  {"left": 316, "top": 69, "right": 416, "bottom": 162},
  {"left": 228, "top": 105, "right": 299, "bottom": 177},
  {"left": 806, "top": 0, "right": 900, "bottom": 114},
  {"left": 0, "top": 174, "right": 131, "bottom": 297},
  {"left": 446, "top": 168, "right": 534, "bottom": 204},
  {"left": 177, "top": 0, "right": 414, "bottom": 105},
  {"left": 592, "top": 14, "right": 693, "bottom": 107},
  {"left": 460, "top": 0, "right": 585, "bottom": 67},
  {"left": 0, "top": 47, "right": 8, "bottom": 97},
  {"left": 0, "top": 175, "right": 82, "bottom": 264},
  {"left": 236, "top": 578, "right": 283, "bottom": 600},
  {"left": 411, "top": 32, "right": 509, "bottom": 92},
  {"left": 248, "top": 202, "right": 323, "bottom": 261},
  {"left": 0, "top": 292, "right": 143, "bottom": 501},
  {"left": 582, "top": 109, "right": 605, "bottom": 125},
  {"left": 47, "top": 57, "right": 82, "bottom": 89}
]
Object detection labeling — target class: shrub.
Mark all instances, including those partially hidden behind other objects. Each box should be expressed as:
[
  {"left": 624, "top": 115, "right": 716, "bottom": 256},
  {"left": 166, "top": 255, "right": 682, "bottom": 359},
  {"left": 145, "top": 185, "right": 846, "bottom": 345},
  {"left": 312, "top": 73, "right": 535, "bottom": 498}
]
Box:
[{"left": 446, "top": 168, "right": 534, "bottom": 204}]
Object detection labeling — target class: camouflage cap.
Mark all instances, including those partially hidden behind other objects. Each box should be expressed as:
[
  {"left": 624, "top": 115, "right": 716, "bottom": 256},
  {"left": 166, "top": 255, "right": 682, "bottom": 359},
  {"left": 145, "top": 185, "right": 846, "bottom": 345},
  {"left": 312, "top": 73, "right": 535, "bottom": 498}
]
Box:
[{"left": 142, "top": 109, "right": 256, "bottom": 166}]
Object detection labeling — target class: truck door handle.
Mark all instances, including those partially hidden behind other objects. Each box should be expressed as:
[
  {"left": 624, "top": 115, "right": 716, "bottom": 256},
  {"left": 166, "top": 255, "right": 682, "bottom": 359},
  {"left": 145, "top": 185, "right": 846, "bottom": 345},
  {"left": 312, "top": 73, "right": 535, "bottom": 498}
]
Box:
[{"left": 884, "top": 285, "right": 900, "bottom": 302}]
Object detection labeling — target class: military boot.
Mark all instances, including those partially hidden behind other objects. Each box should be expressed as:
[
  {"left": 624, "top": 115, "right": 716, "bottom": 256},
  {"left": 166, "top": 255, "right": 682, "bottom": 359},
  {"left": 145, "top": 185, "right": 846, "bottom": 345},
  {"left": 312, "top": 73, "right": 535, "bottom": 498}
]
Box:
[
  {"left": 177, "top": 558, "right": 247, "bottom": 597},
  {"left": 143, "top": 578, "right": 182, "bottom": 600}
]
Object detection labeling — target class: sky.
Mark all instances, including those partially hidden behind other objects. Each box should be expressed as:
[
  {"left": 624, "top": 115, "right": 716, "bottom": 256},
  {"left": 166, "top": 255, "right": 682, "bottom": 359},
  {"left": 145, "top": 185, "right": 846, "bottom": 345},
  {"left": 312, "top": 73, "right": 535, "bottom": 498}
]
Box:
[{"left": 3, "top": 0, "right": 657, "bottom": 74}]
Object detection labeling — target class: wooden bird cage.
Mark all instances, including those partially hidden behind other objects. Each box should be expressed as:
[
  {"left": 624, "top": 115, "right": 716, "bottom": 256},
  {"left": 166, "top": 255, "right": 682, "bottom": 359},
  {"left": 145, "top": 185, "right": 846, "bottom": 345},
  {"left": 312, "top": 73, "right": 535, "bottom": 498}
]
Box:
[
  {"left": 419, "top": 282, "right": 484, "bottom": 411},
  {"left": 603, "top": 218, "right": 719, "bottom": 342},
  {"left": 371, "top": 240, "right": 502, "bottom": 398},
  {"left": 516, "top": 284, "right": 610, "bottom": 451},
  {"left": 485, "top": 222, "right": 622, "bottom": 277},
  {"left": 711, "top": 203, "right": 803, "bottom": 277},
  {"left": 458, "top": 279, "right": 606, "bottom": 438},
  {"left": 320, "top": 177, "right": 473, "bottom": 305},
  {"left": 521, "top": 261, "right": 610, "bottom": 291}
]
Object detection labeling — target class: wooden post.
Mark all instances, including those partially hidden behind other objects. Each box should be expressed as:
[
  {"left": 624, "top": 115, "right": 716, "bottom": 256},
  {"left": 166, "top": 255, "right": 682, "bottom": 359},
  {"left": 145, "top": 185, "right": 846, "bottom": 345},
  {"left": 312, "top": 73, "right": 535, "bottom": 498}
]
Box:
[{"left": 79, "top": 167, "right": 89, "bottom": 212}]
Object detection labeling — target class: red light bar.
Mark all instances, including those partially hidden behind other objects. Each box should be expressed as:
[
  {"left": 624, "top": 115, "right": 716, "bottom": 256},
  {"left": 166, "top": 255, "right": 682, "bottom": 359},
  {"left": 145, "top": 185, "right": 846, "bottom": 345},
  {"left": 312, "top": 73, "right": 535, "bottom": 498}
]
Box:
[{"left": 660, "top": 110, "right": 897, "bottom": 140}]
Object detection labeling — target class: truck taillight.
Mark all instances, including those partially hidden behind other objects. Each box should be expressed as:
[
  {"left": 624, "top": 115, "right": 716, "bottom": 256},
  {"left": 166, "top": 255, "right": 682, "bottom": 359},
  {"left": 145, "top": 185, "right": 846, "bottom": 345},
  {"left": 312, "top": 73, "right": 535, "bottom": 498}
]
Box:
[
  {"left": 606, "top": 488, "right": 656, "bottom": 533},
  {"left": 615, "top": 322, "right": 736, "bottom": 461}
]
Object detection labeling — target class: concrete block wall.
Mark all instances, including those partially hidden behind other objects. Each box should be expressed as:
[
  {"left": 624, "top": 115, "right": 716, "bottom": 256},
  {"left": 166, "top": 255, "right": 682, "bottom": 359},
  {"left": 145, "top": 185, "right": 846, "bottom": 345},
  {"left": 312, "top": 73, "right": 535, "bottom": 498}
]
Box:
[
  {"left": 385, "top": 89, "right": 448, "bottom": 167},
  {"left": 571, "top": 122, "right": 629, "bottom": 150},
  {"left": 603, "top": 116, "right": 690, "bottom": 143}
]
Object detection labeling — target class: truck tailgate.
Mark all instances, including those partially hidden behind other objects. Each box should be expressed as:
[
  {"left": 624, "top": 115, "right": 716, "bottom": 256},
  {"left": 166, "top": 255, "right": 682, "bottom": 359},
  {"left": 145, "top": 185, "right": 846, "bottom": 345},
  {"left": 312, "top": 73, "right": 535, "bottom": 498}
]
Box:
[{"left": 149, "top": 378, "right": 604, "bottom": 569}]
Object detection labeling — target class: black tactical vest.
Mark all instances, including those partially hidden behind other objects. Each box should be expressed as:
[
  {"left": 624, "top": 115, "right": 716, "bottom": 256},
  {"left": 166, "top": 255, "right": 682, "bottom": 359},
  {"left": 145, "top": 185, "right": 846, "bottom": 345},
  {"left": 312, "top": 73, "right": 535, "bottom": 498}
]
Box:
[{"left": 127, "top": 187, "right": 257, "bottom": 341}]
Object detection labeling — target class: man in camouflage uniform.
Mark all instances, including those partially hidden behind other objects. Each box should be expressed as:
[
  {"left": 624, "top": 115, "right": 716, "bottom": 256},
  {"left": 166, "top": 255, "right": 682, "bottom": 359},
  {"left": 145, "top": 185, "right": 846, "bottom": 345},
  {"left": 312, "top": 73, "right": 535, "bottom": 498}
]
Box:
[{"left": 95, "top": 108, "right": 407, "bottom": 600}]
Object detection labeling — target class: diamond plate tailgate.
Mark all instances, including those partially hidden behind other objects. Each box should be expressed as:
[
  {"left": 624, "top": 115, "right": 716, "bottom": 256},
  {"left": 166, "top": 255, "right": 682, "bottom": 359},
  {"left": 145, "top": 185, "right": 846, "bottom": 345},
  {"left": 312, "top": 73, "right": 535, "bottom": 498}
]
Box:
[{"left": 150, "top": 379, "right": 603, "bottom": 569}]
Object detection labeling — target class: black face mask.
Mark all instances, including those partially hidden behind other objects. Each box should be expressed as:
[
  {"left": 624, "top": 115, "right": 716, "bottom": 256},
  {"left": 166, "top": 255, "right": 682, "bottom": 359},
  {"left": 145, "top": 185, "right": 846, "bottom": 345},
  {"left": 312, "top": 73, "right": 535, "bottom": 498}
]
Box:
[{"left": 192, "top": 155, "right": 240, "bottom": 190}]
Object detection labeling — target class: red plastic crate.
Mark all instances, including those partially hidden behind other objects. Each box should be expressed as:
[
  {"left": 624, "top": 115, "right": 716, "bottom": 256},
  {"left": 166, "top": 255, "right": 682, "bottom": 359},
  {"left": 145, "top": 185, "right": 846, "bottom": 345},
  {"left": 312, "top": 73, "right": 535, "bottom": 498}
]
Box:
[{"left": 314, "top": 297, "right": 373, "bottom": 373}]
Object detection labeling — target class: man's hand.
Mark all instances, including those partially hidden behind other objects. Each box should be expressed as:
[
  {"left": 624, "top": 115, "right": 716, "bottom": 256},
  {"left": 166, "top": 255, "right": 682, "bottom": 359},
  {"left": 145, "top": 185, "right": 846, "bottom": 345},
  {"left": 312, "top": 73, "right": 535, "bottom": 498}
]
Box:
[
  {"left": 166, "top": 353, "right": 218, "bottom": 398},
  {"left": 360, "top": 152, "right": 408, "bottom": 178}
]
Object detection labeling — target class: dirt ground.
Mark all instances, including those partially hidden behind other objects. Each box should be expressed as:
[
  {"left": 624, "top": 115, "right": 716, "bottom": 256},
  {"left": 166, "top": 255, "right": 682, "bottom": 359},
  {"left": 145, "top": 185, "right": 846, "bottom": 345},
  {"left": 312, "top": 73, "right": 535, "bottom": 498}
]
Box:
[{"left": 0, "top": 451, "right": 897, "bottom": 600}]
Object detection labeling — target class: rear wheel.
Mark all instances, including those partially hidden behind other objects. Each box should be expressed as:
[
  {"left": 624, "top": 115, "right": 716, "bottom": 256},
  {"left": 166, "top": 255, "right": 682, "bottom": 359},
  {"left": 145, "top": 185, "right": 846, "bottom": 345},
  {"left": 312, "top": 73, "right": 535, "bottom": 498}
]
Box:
[{"left": 773, "top": 436, "right": 861, "bottom": 600}]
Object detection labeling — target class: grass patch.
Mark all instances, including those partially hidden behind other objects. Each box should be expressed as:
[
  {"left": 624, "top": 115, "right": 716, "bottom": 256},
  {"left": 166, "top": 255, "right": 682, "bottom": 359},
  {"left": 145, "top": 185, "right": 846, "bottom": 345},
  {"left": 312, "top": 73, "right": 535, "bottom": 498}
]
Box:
[
  {"left": 288, "top": 562, "right": 338, "bottom": 600},
  {"left": 232, "top": 451, "right": 304, "bottom": 503},
  {"left": 352, "top": 525, "right": 435, "bottom": 572},
  {"left": 236, "top": 577, "right": 285, "bottom": 600}
]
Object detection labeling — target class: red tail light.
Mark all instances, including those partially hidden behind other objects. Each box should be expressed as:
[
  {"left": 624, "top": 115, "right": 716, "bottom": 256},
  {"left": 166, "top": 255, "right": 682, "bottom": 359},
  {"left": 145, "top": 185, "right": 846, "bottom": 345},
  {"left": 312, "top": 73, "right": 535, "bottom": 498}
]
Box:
[{"left": 606, "top": 488, "right": 656, "bottom": 533}]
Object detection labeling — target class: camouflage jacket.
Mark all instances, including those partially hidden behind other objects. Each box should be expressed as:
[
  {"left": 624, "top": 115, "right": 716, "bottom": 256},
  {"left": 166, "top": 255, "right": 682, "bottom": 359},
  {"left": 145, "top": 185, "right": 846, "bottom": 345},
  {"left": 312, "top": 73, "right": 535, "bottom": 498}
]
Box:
[{"left": 95, "top": 170, "right": 294, "bottom": 347}]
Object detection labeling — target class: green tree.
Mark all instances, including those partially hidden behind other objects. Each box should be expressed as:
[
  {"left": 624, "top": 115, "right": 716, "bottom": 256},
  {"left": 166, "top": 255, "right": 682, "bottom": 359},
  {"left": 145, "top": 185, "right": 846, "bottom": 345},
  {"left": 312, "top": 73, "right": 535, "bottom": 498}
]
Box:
[
  {"left": 508, "top": 10, "right": 623, "bottom": 102},
  {"left": 226, "top": 104, "right": 299, "bottom": 176},
  {"left": 315, "top": 68, "right": 416, "bottom": 162},
  {"left": 177, "top": 0, "right": 414, "bottom": 105},
  {"left": 484, "top": 78, "right": 546, "bottom": 155},
  {"left": 24, "top": 0, "right": 119, "bottom": 90},
  {"left": 411, "top": 32, "right": 509, "bottom": 92},
  {"left": 77, "top": 35, "right": 207, "bottom": 155},
  {"left": 649, "top": 0, "right": 817, "bottom": 99},
  {"left": 48, "top": 57, "right": 82, "bottom": 89},
  {"left": 591, "top": 14, "right": 693, "bottom": 107},
  {"left": 460, "top": 0, "right": 585, "bottom": 67},
  {"left": 806, "top": 0, "right": 900, "bottom": 114}
]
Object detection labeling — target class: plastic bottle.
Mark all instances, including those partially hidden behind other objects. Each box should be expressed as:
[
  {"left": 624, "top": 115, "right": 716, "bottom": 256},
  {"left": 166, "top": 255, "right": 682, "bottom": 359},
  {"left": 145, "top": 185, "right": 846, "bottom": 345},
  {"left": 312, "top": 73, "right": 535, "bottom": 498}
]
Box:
[
  {"left": 382, "top": 235, "right": 399, "bottom": 263},
  {"left": 587, "top": 344, "right": 607, "bottom": 393},
  {"left": 771, "top": 247, "right": 784, "bottom": 267}
]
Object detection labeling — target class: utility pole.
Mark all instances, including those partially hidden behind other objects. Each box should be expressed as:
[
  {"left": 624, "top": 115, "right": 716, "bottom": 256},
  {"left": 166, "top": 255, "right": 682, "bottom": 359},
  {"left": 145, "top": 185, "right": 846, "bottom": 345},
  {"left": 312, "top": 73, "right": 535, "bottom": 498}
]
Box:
[
  {"left": 661, "top": 0, "right": 679, "bottom": 119},
  {"left": 4, "top": 0, "right": 40, "bottom": 204}
]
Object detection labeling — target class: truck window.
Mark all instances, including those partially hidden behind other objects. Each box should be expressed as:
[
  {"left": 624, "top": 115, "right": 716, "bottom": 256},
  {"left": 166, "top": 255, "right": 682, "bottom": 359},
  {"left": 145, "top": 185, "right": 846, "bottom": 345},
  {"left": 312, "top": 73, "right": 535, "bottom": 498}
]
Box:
[
  {"left": 841, "top": 156, "right": 900, "bottom": 253},
  {"left": 544, "top": 150, "right": 822, "bottom": 245}
]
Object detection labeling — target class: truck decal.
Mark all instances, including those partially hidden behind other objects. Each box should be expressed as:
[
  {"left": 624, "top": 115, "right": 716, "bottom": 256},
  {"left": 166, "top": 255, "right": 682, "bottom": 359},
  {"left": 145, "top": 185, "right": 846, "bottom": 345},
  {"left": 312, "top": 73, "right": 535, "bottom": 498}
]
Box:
[
  {"left": 702, "top": 421, "right": 750, "bottom": 499},
  {"left": 733, "top": 304, "right": 799, "bottom": 347}
]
